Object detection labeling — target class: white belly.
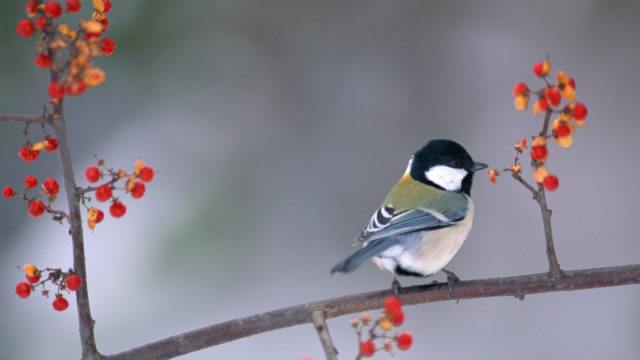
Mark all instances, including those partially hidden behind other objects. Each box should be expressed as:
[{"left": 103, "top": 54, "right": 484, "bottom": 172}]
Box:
[{"left": 372, "top": 198, "right": 474, "bottom": 276}]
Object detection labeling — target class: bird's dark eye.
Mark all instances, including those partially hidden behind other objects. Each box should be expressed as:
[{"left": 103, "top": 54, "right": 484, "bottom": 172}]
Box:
[{"left": 448, "top": 160, "right": 459, "bottom": 167}]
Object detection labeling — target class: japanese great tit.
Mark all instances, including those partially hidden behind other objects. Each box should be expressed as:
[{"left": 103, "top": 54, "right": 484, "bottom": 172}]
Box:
[{"left": 331, "top": 139, "right": 487, "bottom": 293}]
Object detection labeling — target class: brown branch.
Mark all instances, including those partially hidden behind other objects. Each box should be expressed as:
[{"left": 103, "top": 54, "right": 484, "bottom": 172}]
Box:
[
  {"left": 311, "top": 307, "right": 339, "bottom": 360},
  {"left": 46, "top": 21, "right": 100, "bottom": 358},
  {"left": 0, "top": 114, "right": 46, "bottom": 123},
  {"left": 105, "top": 264, "right": 640, "bottom": 360},
  {"left": 511, "top": 172, "right": 538, "bottom": 198}
]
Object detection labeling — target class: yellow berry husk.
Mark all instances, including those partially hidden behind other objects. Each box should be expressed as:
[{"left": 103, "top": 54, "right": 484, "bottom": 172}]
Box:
[
  {"left": 555, "top": 135, "right": 574, "bottom": 148},
  {"left": 84, "top": 68, "right": 106, "bottom": 87},
  {"left": 380, "top": 317, "right": 393, "bottom": 331},
  {"left": 511, "top": 162, "right": 522, "bottom": 174},
  {"left": 23, "top": 263, "right": 38, "bottom": 277},
  {"left": 514, "top": 94, "right": 529, "bottom": 111},
  {"left": 542, "top": 58, "right": 552, "bottom": 75},
  {"left": 134, "top": 158, "right": 145, "bottom": 174},
  {"left": 534, "top": 167, "right": 549, "bottom": 183},
  {"left": 532, "top": 136, "right": 547, "bottom": 147},
  {"left": 83, "top": 20, "right": 104, "bottom": 34},
  {"left": 562, "top": 85, "right": 575, "bottom": 101},
  {"left": 349, "top": 318, "right": 359, "bottom": 328},
  {"left": 88, "top": 219, "right": 97, "bottom": 230},
  {"left": 384, "top": 341, "right": 394, "bottom": 352},
  {"left": 532, "top": 100, "right": 544, "bottom": 116},
  {"left": 31, "top": 141, "right": 47, "bottom": 151},
  {"left": 93, "top": 0, "right": 105, "bottom": 12}
]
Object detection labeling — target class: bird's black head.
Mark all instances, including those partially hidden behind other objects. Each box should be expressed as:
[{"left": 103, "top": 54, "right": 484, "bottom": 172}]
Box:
[{"left": 408, "top": 139, "right": 487, "bottom": 195}]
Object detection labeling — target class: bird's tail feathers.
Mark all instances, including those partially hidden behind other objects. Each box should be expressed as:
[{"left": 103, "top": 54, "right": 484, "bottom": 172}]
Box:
[{"left": 331, "top": 238, "right": 401, "bottom": 274}]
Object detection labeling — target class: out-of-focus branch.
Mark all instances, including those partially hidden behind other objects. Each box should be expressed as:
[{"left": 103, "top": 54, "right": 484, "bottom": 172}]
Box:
[
  {"left": 0, "top": 114, "right": 46, "bottom": 123},
  {"left": 311, "top": 308, "right": 339, "bottom": 360},
  {"left": 105, "top": 264, "right": 640, "bottom": 360}
]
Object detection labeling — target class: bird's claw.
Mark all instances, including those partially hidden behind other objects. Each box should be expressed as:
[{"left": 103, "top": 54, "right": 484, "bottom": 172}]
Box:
[
  {"left": 442, "top": 268, "right": 460, "bottom": 299},
  {"left": 391, "top": 277, "right": 402, "bottom": 296}
]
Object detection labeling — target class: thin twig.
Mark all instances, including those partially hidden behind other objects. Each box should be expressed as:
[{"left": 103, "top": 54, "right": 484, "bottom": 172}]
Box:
[
  {"left": 104, "top": 264, "right": 640, "bottom": 360},
  {"left": 311, "top": 307, "right": 339, "bottom": 360},
  {"left": 0, "top": 114, "right": 46, "bottom": 123}
]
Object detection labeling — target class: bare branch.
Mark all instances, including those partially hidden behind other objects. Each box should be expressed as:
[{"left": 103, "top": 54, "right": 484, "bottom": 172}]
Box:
[
  {"left": 105, "top": 264, "right": 640, "bottom": 360},
  {"left": 0, "top": 114, "right": 46, "bottom": 123},
  {"left": 311, "top": 307, "right": 339, "bottom": 360}
]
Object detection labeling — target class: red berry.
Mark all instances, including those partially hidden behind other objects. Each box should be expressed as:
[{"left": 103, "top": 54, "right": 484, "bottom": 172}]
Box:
[
  {"left": 35, "top": 16, "right": 48, "bottom": 30},
  {"left": 52, "top": 295, "right": 69, "bottom": 311},
  {"left": 18, "top": 145, "right": 40, "bottom": 162},
  {"left": 3, "top": 186, "right": 15, "bottom": 198},
  {"left": 383, "top": 296, "right": 402, "bottom": 314},
  {"left": 44, "top": 1, "right": 63, "bottom": 18},
  {"left": 16, "top": 282, "right": 31, "bottom": 299},
  {"left": 85, "top": 166, "right": 101, "bottom": 183},
  {"left": 48, "top": 80, "right": 66, "bottom": 100},
  {"left": 532, "top": 62, "right": 545, "bottom": 77},
  {"left": 511, "top": 82, "right": 528, "bottom": 97},
  {"left": 390, "top": 310, "right": 405, "bottom": 326},
  {"left": 26, "top": 0, "right": 38, "bottom": 15},
  {"left": 24, "top": 175, "right": 38, "bottom": 189},
  {"left": 538, "top": 98, "right": 549, "bottom": 110},
  {"left": 27, "top": 273, "right": 41, "bottom": 284},
  {"left": 43, "top": 178, "right": 60, "bottom": 197},
  {"left": 543, "top": 175, "right": 559, "bottom": 192},
  {"left": 555, "top": 123, "right": 571, "bottom": 138},
  {"left": 545, "top": 87, "right": 562, "bottom": 107},
  {"left": 95, "top": 209, "right": 105, "bottom": 223},
  {"left": 530, "top": 145, "right": 548, "bottom": 162},
  {"left": 45, "top": 136, "right": 58, "bottom": 152},
  {"left": 100, "top": 38, "right": 116, "bottom": 56},
  {"left": 568, "top": 78, "right": 576, "bottom": 89},
  {"left": 109, "top": 201, "right": 127, "bottom": 218},
  {"left": 28, "top": 199, "right": 46, "bottom": 218},
  {"left": 572, "top": 102, "right": 588, "bottom": 120},
  {"left": 396, "top": 331, "right": 413, "bottom": 351},
  {"left": 66, "top": 0, "right": 81, "bottom": 12},
  {"left": 67, "top": 81, "right": 87, "bottom": 96},
  {"left": 16, "top": 19, "right": 35, "bottom": 38},
  {"left": 99, "top": 18, "right": 109, "bottom": 31},
  {"left": 103, "top": 0, "right": 112, "bottom": 12},
  {"left": 130, "top": 181, "right": 146, "bottom": 199},
  {"left": 95, "top": 184, "right": 112, "bottom": 202},
  {"left": 34, "top": 54, "right": 52, "bottom": 68},
  {"left": 139, "top": 166, "right": 155, "bottom": 183},
  {"left": 359, "top": 340, "right": 375, "bottom": 357},
  {"left": 66, "top": 274, "right": 82, "bottom": 291}
]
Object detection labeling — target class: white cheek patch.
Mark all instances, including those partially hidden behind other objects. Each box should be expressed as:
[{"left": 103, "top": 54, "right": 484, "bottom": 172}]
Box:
[{"left": 425, "top": 165, "right": 468, "bottom": 191}]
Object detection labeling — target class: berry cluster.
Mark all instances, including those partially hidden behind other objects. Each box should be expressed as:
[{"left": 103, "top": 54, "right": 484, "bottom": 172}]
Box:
[
  {"left": 18, "top": 135, "right": 58, "bottom": 163},
  {"left": 80, "top": 157, "right": 155, "bottom": 230},
  {"left": 351, "top": 296, "right": 413, "bottom": 359},
  {"left": 489, "top": 57, "right": 589, "bottom": 191},
  {"left": 3, "top": 174, "right": 65, "bottom": 221},
  {"left": 15, "top": 263, "right": 82, "bottom": 312},
  {"left": 15, "top": 0, "right": 116, "bottom": 101}
]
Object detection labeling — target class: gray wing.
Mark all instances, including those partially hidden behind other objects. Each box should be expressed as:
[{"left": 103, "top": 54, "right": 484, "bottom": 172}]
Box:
[{"left": 356, "top": 195, "right": 468, "bottom": 244}]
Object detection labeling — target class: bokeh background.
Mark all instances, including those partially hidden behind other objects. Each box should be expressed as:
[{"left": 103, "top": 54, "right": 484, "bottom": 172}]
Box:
[{"left": 2, "top": 0, "right": 640, "bottom": 359}]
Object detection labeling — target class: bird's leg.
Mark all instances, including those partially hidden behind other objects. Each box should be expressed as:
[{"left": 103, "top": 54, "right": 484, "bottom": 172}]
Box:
[
  {"left": 441, "top": 268, "right": 460, "bottom": 299},
  {"left": 391, "top": 276, "right": 402, "bottom": 296}
]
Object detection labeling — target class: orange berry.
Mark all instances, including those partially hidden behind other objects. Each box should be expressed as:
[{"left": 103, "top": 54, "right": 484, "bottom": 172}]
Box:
[
  {"left": 530, "top": 145, "right": 548, "bottom": 162},
  {"left": 545, "top": 87, "right": 561, "bottom": 107},
  {"left": 44, "top": 1, "right": 63, "bottom": 18},
  {"left": 109, "top": 201, "right": 126, "bottom": 218},
  {"left": 16, "top": 19, "right": 35, "bottom": 38},
  {"left": 572, "top": 102, "right": 588, "bottom": 120},
  {"left": 138, "top": 166, "right": 155, "bottom": 183},
  {"left": 3, "top": 186, "right": 16, "bottom": 198},
  {"left": 95, "top": 184, "right": 112, "bottom": 202},
  {"left": 24, "top": 176, "right": 38, "bottom": 189}
]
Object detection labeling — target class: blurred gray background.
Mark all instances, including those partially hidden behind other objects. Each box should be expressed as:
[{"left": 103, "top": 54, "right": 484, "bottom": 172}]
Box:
[{"left": 2, "top": 0, "right": 640, "bottom": 359}]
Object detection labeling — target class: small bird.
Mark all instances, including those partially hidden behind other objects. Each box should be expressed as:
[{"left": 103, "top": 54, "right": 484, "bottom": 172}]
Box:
[{"left": 331, "top": 139, "right": 487, "bottom": 295}]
